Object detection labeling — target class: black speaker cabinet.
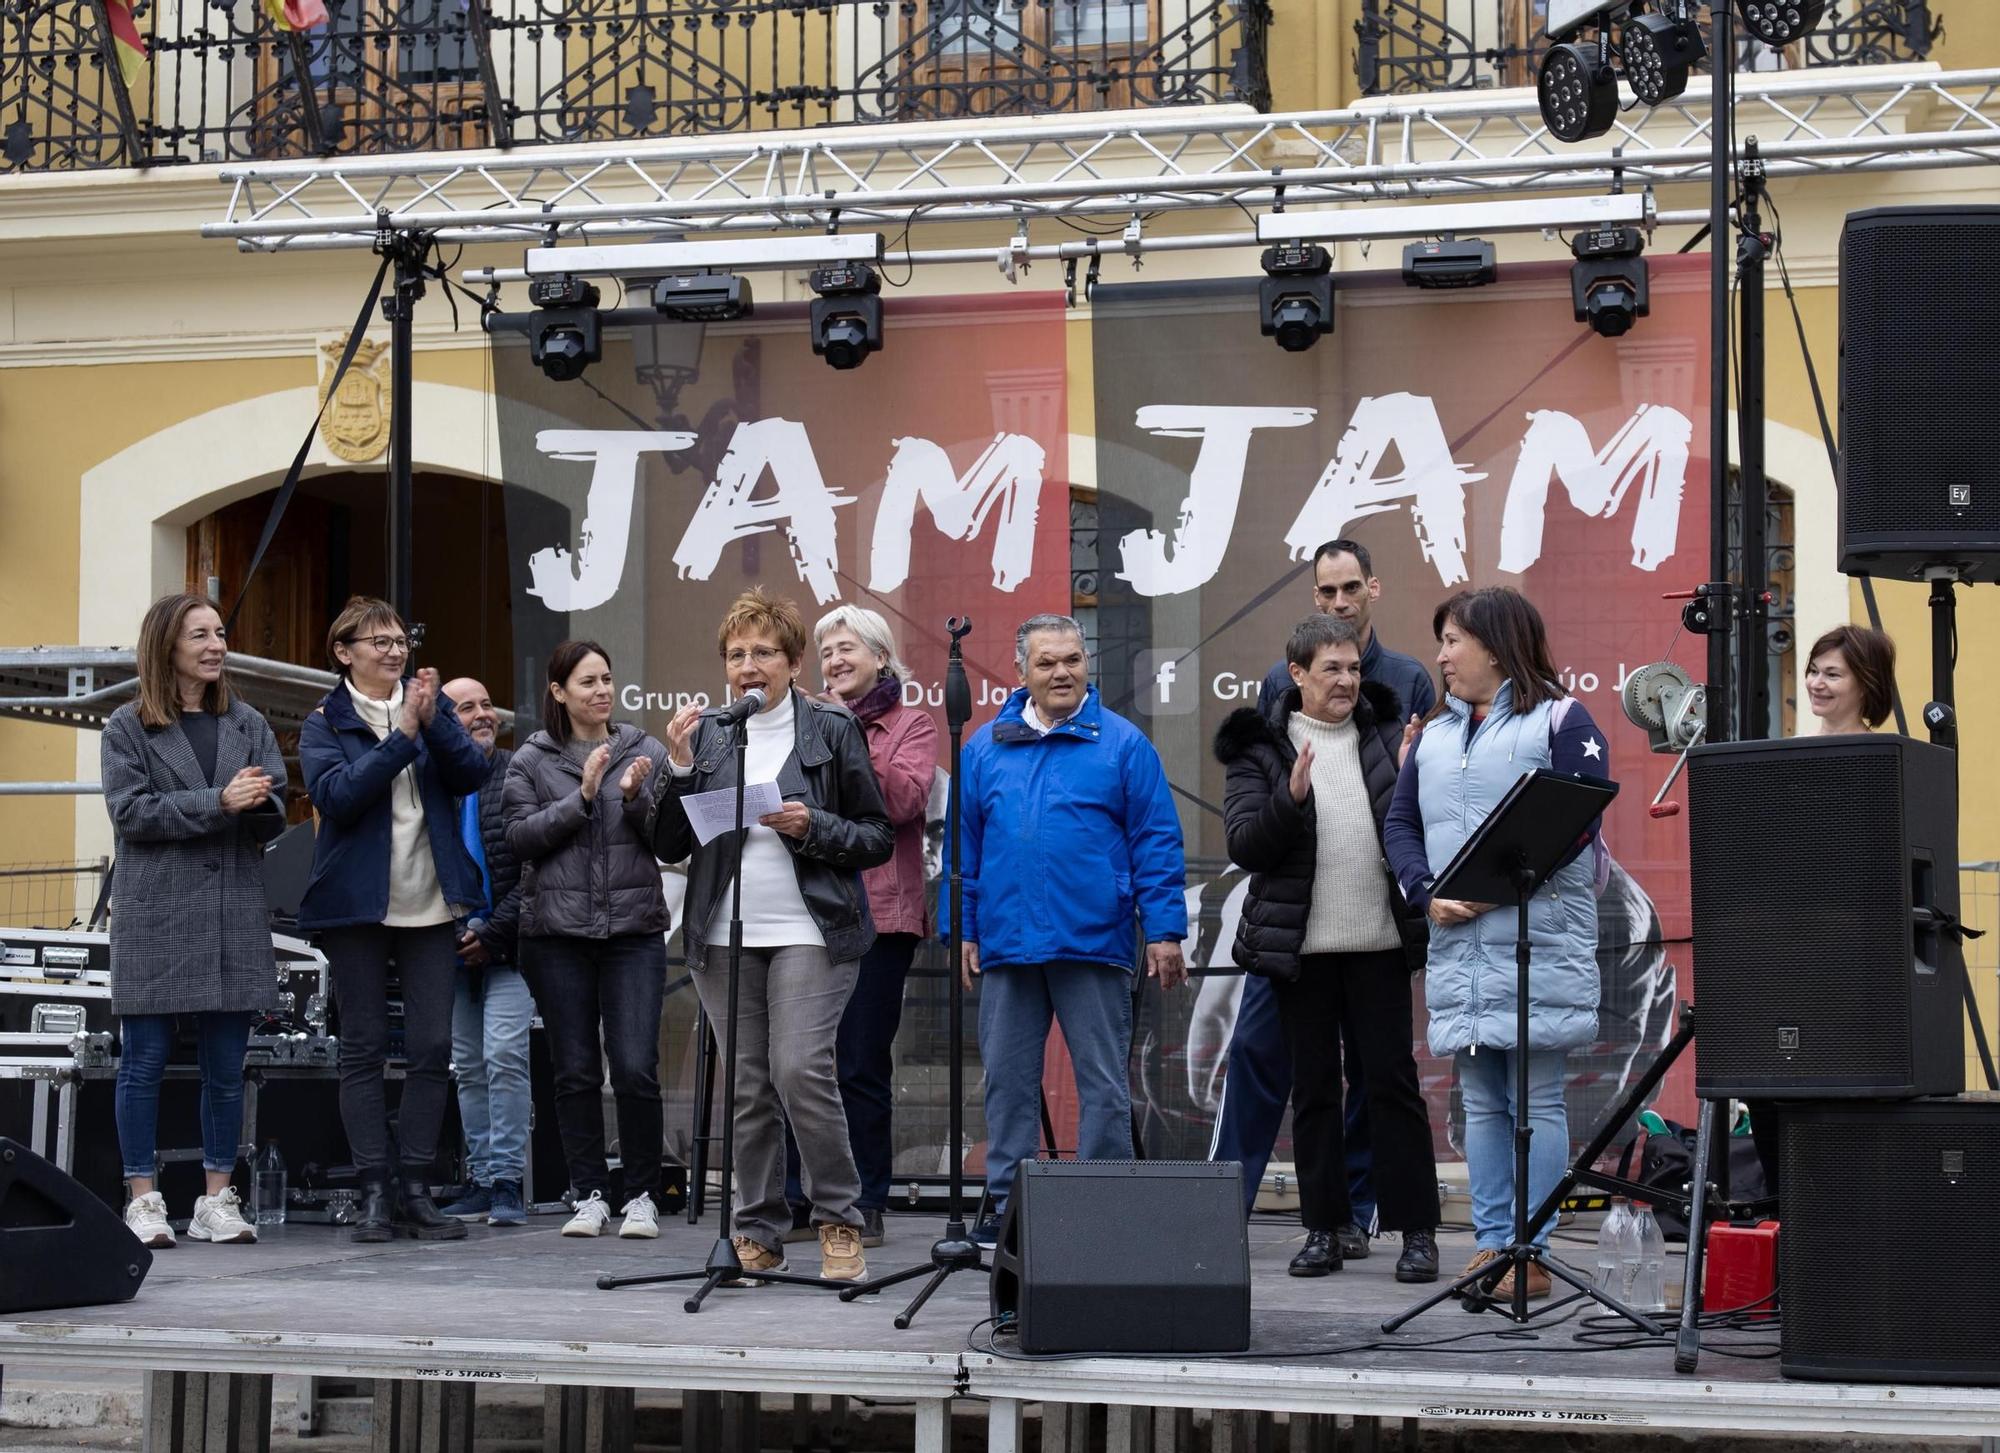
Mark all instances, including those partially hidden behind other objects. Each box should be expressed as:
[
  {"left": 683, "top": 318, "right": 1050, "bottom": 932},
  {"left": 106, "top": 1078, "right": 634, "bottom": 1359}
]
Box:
[
  {"left": 1688, "top": 734, "right": 1964, "bottom": 1099},
  {"left": 1781, "top": 1098, "right": 2000, "bottom": 1384},
  {"left": 1838, "top": 205, "right": 2000, "bottom": 580},
  {"left": 0, "top": 1137, "right": 151, "bottom": 1313},
  {"left": 990, "top": 1160, "right": 1250, "bottom": 1353}
]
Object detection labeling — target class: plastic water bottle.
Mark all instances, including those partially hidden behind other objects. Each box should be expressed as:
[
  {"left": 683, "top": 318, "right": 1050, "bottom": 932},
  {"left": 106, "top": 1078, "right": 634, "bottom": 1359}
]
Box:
[
  {"left": 1630, "top": 1202, "right": 1667, "bottom": 1312},
  {"left": 252, "top": 1142, "right": 288, "bottom": 1226},
  {"left": 1595, "top": 1198, "right": 1634, "bottom": 1296}
]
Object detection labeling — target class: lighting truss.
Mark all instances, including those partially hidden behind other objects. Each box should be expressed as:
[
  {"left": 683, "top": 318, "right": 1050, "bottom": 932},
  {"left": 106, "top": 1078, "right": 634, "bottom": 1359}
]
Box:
[{"left": 202, "top": 67, "right": 2000, "bottom": 253}]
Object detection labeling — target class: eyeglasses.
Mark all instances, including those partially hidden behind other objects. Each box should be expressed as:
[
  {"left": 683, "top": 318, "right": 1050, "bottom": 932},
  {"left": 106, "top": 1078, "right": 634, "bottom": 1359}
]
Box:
[
  {"left": 724, "top": 646, "right": 788, "bottom": 668},
  {"left": 348, "top": 635, "right": 410, "bottom": 655}
]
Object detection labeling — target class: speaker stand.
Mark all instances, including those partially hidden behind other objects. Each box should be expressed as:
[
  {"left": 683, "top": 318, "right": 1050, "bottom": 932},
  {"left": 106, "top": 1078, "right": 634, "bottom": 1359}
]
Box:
[
  {"left": 1924, "top": 568, "right": 1998, "bottom": 1091},
  {"left": 838, "top": 617, "right": 989, "bottom": 1328}
]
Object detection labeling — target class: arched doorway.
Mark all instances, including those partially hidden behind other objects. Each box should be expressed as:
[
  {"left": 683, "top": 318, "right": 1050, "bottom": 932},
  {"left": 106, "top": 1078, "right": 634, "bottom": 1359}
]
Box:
[{"left": 186, "top": 469, "right": 519, "bottom": 709}]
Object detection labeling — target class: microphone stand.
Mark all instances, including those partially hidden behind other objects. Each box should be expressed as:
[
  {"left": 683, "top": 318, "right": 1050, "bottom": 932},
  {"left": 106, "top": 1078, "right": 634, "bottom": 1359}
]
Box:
[
  {"left": 838, "top": 616, "right": 987, "bottom": 1327},
  {"left": 597, "top": 689, "right": 861, "bottom": 1311}
]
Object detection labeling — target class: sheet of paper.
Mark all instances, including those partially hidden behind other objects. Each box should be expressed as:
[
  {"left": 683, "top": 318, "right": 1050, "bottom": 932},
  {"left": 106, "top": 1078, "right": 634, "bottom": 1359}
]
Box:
[{"left": 679, "top": 779, "right": 786, "bottom": 846}]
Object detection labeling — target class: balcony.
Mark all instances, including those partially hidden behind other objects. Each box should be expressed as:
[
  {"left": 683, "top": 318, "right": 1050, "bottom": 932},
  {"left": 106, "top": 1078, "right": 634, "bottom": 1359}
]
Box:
[
  {"left": 0, "top": 0, "right": 1270, "bottom": 171},
  {"left": 1354, "top": 0, "right": 1941, "bottom": 96}
]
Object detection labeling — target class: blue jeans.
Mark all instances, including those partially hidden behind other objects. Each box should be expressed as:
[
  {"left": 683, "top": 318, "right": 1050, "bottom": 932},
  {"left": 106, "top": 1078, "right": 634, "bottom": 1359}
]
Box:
[
  {"left": 977, "top": 960, "right": 1133, "bottom": 1209},
  {"left": 1208, "top": 974, "right": 1376, "bottom": 1224},
  {"left": 451, "top": 965, "right": 534, "bottom": 1185},
  {"left": 115, "top": 1012, "right": 254, "bottom": 1179},
  {"left": 1457, "top": 1045, "right": 1569, "bottom": 1251}
]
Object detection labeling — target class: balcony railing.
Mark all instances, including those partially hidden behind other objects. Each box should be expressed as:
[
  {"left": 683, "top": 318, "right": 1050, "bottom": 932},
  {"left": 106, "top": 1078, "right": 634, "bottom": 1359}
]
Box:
[
  {"left": 0, "top": 0, "right": 1269, "bottom": 170},
  {"left": 1355, "top": 0, "right": 1940, "bottom": 96}
]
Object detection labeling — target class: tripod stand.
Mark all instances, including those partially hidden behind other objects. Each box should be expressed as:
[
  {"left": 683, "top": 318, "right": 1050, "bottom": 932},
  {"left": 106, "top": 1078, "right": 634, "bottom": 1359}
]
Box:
[
  {"left": 839, "top": 616, "right": 988, "bottom": 1327},
  {"left": 598, "top": 700, "right": 858, "bottom": 1311},
  {"left": 1383, "top": 769, "right": 1661, "bottom": 1333}
]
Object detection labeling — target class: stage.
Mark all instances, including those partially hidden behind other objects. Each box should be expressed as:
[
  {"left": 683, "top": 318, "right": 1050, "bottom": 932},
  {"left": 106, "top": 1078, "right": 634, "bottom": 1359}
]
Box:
[{"left": 3, "top": 1209, "right": 1998, "bottom": 1451}]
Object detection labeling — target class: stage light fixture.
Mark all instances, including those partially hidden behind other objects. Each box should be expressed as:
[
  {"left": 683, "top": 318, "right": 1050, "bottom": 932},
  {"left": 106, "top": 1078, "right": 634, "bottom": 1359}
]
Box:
[
  {"left": 1258, "top": 241, "right": 1334, "bottom": 353},
  {"left": 1622, "top": 9, "right": 1705, "bottom": 106},
  {"left": 652, "top": 272, "right": 752, "bottom": 323},
  {"left": 1538, "top": 40, "right": 1618, "bottom": 143},
  {"left": 808, "top": 262, "right": 883, "bottom": 370},
  {"left": 1738, "top": 0, "right": 1827, "bottom": 47},
  {"left": 1402, "top": 237, "right": 1497, "bottom": 289},
  {"left": 528, "top": 275, "right": 602, "bottom": 382},
  {"left": 1570, "top": 226, "right": 1650, "bottom": 338}
]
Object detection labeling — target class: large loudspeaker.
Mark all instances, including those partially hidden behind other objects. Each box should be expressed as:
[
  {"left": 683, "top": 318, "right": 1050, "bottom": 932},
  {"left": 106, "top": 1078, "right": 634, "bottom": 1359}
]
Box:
[
  {"left": 0, "top": 1137, "right": 151, "bottom": 1313},
  {"left": 990, "top": 1161, "right": 1250, "bottom": 1353},
  {"left": 1838, "top": 205, "right": 2000, "bottom": 579},
  {"left": 1781, "top": 1099, "right": 2000, "bottom": 1384},
  {"left": 1687, "top": 735, "right": 1963, "bottom": 1099}
]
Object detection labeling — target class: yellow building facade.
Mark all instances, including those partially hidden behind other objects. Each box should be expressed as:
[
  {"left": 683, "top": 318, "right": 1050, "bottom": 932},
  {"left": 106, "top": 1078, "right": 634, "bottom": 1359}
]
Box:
[{"left": 3, "top": 0, "right": 1997, "bottom": 1060}]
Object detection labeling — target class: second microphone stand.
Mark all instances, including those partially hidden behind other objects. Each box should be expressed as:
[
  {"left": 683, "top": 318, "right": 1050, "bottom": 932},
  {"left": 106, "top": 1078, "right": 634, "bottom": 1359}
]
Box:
[{"left": 839, "top": 616, "right": 987, "bottom": 1327}]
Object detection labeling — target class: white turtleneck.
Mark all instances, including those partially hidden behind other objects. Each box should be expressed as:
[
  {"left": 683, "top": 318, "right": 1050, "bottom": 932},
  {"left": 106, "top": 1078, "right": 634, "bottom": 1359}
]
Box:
[
  {"left": 707, "top": 691, "right": 823, "bottom": 948},
  {"left": 1286, "top": 711, "right": 1400, "bottom": 956},
  {"left": 349, "top": 683, "right": 450, "bottom": 928}
]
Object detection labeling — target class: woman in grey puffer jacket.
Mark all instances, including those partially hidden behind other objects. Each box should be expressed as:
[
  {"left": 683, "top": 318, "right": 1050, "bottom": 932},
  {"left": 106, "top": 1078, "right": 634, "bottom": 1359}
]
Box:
[{"left": 503, "top": 639, "right": 671, "bottom": 1241}]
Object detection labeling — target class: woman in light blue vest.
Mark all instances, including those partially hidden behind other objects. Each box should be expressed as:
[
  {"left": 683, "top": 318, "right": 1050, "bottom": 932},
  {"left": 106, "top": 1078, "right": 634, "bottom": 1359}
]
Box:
[{"left": 1384, "top": 587, "right": 1612, "bottom": 1301}]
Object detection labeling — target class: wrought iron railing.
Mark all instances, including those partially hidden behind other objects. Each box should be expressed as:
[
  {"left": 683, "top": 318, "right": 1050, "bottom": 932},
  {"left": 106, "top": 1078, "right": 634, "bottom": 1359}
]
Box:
[
  {"left": 1355, "top": 0, "right": 1940, "bottom": 96},
  {"left": 1, "top": 0, "right": 1269, "bottom": 170}
]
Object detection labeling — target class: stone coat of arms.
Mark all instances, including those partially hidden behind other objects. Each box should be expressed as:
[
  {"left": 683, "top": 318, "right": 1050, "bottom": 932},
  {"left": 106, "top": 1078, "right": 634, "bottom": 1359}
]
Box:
[{"left": 317, "top": 336, "right": 393, "bottom": 462}]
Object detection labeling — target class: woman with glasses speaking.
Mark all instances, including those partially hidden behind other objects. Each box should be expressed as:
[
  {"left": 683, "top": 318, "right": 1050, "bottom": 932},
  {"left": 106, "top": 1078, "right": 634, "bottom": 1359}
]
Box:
[
  {"left": 298, "top": 596, "right": 492, "bottom": 1243},
  {"left": 652, "top": 588, "right": 893, "bottom": 1284}
]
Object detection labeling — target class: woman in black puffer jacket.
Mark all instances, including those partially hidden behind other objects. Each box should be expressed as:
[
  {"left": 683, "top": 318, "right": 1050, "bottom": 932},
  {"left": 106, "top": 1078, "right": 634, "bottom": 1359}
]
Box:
[
  {"left": 503, "top": 639, "right": 671, "bottom": 1241},
  {"left": 1213, "top": 614, "right": 1437, "bottom": 1282}
]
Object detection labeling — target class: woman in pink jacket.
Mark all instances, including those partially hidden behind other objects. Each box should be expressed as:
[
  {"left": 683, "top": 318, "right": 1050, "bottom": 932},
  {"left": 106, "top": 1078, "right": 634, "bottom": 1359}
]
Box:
[{"left": 807, "top": 604, "right": 939, "bottom": 1247}]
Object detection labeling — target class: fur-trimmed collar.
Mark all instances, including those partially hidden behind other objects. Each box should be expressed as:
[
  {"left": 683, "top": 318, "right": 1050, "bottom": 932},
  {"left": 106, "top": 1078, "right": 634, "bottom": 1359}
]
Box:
[{"left": 1212, "top": 678, "right": 1401, "bottom": 763}]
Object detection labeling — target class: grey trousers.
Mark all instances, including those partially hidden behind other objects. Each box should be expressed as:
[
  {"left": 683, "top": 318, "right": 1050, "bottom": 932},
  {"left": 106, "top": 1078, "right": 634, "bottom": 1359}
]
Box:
[{"left": 692, "top": 943, "right": 863, "bottom": 1250}]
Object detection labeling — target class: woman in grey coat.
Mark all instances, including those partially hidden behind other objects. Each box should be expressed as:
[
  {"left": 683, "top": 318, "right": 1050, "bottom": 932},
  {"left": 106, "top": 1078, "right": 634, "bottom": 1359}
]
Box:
[
  {"left": 502, "top": 639, "right": 670, "bottom": 1240},
  {"left": 100, "top": 592, "right": 287, "bottom": 1251}
]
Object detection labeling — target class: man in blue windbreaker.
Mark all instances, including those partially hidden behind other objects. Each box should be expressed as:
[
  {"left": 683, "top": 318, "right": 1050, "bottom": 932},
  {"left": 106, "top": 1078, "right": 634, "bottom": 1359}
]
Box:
[{"left": 947, "top": 613, "right": 1189, "bottom": 1244}]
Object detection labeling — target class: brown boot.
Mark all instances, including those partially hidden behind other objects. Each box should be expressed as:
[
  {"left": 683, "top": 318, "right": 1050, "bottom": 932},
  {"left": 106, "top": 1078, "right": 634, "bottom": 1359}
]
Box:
[
  {"left": 1494, "top": 1261, "right": 1552, "bottom": 1301},
  {"left": 722, "top": 1235, "right": 785, "bottom": 1286},
  {"left": 817, "top": 1222, "right": 866, "bottom": 1282}
]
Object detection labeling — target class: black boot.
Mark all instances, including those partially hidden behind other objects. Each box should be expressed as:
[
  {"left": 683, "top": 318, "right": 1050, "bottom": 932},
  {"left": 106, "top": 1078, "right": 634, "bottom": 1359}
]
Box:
[
  {"left": 352, "top": 1180, "right": 394, "bottom": 1244},
  {"left": 1288, "top": 1230, "right": 1342, "bottom": 1277},
  {"left": 398, "top": 1179, "right": 468, "bottom": 1241}
]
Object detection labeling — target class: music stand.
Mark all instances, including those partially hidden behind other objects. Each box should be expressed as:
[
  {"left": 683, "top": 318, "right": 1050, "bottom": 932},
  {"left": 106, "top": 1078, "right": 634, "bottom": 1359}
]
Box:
[{"left": 1381, "top": 768, "right": 1660, "bottom": 1333}]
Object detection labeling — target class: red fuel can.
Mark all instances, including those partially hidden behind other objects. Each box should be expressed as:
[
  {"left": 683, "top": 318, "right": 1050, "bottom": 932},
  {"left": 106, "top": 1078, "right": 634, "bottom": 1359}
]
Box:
[{"left": 1702, "top": 1219, "right": 1779, "bottom": 1320}]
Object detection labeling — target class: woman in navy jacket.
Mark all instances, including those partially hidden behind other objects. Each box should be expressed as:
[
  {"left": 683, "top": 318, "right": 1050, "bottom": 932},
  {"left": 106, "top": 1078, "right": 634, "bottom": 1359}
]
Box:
[{"left": 298, "top": 596, "right": 490, "bottom": 1243}]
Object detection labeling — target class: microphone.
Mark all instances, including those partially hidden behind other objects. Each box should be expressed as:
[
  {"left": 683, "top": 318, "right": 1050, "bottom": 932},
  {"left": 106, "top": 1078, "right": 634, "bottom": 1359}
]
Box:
[{"left": 707, "top": 688, "right": 768, "bottom": 723}]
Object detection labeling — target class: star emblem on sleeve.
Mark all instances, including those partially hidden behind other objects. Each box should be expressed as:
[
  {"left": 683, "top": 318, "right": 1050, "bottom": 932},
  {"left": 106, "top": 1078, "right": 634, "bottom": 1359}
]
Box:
[{"left": 1581, "top": 737, "right": 1603, "bottom": 761}]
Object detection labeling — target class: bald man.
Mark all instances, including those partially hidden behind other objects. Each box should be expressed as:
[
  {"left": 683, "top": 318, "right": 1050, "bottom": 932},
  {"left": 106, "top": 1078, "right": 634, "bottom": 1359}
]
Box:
[{"left": 439, "top": 677, "right": 532, "bottom": 1228}]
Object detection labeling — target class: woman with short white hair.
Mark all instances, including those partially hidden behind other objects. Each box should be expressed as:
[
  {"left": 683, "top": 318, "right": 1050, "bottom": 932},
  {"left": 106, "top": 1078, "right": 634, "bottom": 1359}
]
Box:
[{"left": 797, "top": 603, "right": 938, "bottom": 1248}]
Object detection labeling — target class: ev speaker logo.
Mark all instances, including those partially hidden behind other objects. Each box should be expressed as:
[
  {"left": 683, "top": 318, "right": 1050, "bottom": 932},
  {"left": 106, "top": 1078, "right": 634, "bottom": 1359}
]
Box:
[{"left": 1134, "top": 649, "right": 1199, "bottom": 717}]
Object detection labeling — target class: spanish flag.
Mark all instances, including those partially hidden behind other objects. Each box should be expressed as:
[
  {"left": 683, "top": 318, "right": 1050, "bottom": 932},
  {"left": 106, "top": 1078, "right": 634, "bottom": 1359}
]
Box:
[
  {"left": 103, "top": 0, "right": 147, "bottom": 86},
  {"left": 260, "top": 0, "right": 329, "bottom": 31}
]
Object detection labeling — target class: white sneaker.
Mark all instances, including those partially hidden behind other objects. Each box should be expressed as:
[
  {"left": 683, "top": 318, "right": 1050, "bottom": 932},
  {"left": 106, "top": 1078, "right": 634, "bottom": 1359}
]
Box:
[
  {"left": 125, "top": 1191, "right": 176, "bottom": 1249},
  {"left": 618, "top": 1193, "right": 659, "bottom": 1239},
  {"left": 186, "top": 1187, "right": 257, "bottom": 1244},
  {"left": 562, "top": 1191, "right": 611, "bottom": 1237}
]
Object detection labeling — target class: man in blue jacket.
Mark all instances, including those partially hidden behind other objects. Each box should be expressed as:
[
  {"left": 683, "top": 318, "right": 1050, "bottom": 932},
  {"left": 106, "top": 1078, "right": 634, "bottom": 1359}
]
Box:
[
  {"left": 1219, "top": 538, "right": 1437, "bottom": 1256},
  {"left": 948, "top": 614, "right": 1189, "bottom": 1244}
]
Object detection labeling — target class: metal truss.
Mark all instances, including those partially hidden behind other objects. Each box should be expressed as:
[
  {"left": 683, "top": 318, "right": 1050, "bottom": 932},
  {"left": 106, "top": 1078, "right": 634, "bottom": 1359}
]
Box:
[{"left": 203, "top": 65, "right": 2000, "bottom": 252}]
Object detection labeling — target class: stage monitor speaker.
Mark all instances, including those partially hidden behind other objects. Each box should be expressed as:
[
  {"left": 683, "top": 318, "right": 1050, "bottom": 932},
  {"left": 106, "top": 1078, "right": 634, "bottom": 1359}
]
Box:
[
  {"left": 1838, "top": 205, "right": 2000, "bottom": 580},
  {"left": 1780, "top": 1098, "right": 2000, "bottom": 1384},
  {"left": 0, "top": 1137, "right": 151, "bottom": 1313},
  {"left": 1687, "top": 734, "right": 1964, "bottom": 1099},
  {"left": 990, "top": 1160, "right": 1249, "bottom": 1354}
]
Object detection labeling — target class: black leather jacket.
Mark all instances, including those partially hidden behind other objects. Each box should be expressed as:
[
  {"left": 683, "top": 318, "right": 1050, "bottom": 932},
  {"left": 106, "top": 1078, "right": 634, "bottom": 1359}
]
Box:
[{"left": 650, "top": 688, "right": 893, "bottom": 970}]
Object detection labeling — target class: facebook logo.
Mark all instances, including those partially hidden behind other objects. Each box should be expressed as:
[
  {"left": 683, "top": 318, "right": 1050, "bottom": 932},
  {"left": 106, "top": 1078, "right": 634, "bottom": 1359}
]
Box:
[{"left": 1134, "top": 649, "right": 1198, "bottom": 717}]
